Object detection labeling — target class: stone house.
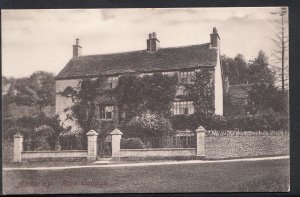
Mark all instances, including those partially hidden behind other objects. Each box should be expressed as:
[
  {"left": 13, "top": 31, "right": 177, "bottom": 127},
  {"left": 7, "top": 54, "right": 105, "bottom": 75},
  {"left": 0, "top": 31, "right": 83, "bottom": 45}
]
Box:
[{"left": 55, "top": 28, "right": 224, "bottom": 148}]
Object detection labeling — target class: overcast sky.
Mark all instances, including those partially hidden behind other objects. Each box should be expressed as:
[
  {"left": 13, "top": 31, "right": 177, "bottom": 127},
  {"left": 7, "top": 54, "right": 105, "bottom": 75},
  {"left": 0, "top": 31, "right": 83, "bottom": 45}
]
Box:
[{"left": 2, "top": 7, "right": 284, "bottom": 78}]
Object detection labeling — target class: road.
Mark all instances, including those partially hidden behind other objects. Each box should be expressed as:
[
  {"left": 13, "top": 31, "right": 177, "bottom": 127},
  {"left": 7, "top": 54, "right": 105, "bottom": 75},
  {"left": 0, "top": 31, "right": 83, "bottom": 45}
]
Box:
[{"left": 3, "top": 158, "right": 289, "bottom": 194}]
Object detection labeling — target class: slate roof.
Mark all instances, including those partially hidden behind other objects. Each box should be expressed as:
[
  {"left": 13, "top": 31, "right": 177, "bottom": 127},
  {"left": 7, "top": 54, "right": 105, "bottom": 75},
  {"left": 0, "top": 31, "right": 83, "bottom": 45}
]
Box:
[
  {"left": 56, "top": 43, "right": 217, "bottom": 80},
  {"left": 227, "top": 84, "right": 253, "bottom": 105}
]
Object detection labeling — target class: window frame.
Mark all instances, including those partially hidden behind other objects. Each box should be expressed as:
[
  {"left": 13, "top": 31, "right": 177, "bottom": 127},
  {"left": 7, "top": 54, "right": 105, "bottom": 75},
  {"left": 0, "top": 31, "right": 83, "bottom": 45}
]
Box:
[
  {"left": 173, "top": 101, "right": 194, "bottom": 115},
  {"left": 99, "top": 105, "right": 114, "bottom": 120},
  {"left": 179, "top": 70, "right": 195, "bottom": 84},
  {"left": 106, "top": 76, "right": 119, "bottom": 89}
]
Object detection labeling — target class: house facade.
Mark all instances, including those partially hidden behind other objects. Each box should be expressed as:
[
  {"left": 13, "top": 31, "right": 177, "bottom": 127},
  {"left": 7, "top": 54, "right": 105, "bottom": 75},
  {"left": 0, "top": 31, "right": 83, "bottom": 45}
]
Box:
[{"left": 55, "top": 28, "right": 223, "bottom": 146}]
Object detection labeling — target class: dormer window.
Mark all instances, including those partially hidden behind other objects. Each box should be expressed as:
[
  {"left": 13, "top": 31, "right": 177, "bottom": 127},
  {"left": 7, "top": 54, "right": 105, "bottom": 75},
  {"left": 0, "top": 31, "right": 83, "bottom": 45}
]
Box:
[
  {"left": 179, "top": 71, "right": 195, "bottom": 84},
  {"left": 106, "top": 76, "right": 119, "bottom": 89}
]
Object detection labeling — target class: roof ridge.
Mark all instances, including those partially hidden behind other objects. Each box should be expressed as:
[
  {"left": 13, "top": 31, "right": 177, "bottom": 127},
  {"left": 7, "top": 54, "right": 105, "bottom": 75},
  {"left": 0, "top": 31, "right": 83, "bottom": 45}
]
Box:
[{"left": 78, "top": 43, "right": 211, "bottom": 58}]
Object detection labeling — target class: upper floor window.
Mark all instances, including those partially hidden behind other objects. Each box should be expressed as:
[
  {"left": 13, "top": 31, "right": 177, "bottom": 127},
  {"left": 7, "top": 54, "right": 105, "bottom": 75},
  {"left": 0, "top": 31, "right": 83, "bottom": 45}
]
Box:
[
  {"left": 173, "top": 101, "right": 194, "bottom": 115},
  {"left": 106, "top": 76, "right": 118, "bottom": 89},
  {"left": 179, "top": 71, "right": 195, "bottom": 84},
  {"left": 99, "top": 106, "right": 114, "bottom": 120}
]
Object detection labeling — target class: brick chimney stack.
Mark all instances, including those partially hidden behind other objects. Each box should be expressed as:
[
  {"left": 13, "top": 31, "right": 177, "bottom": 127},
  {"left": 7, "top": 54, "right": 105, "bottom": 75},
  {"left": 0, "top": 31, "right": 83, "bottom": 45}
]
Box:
[
  {"left": 73, "top": 38, "right": 82, "bottom": 58},
  {"left": 147, "top": 32, "right": 160, "bottom": 52},
  {"left": 210, "top": 27, "right": 220, "bottom": 48}
]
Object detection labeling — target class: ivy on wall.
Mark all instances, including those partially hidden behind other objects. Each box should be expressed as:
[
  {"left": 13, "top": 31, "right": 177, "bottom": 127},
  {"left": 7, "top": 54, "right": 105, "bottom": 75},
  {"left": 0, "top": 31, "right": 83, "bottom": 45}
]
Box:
[
  {"left": 70, "top": 73, "right": 179, "bottom": 137},
  {"left": 66, "top": 69, "right": 217, "bottom": 137}
]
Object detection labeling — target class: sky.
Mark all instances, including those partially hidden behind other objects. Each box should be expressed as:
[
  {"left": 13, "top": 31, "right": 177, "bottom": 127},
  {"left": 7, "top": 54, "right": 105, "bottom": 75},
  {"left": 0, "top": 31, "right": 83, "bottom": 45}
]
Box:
[{"left": 2, "top": 7, "right": 285, "bottom": 78}]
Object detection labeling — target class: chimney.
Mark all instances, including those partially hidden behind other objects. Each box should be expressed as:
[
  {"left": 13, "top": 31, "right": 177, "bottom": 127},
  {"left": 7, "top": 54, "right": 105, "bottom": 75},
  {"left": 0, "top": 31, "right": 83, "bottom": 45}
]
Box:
[
  {"left": 73, "top": 38, "right": 82, "bottom": 58},
  {"left": 146, "top": 32, "right": 160, "bottom": 52},
  {"left": 210, "top": 27, "right": 220, "bottom": 48}
]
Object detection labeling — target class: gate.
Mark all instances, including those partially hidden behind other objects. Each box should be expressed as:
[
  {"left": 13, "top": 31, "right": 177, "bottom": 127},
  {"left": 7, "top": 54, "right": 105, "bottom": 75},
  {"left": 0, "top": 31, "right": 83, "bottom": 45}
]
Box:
[{"left": 97, "top": 135, "right": 112, "bottom": 158}]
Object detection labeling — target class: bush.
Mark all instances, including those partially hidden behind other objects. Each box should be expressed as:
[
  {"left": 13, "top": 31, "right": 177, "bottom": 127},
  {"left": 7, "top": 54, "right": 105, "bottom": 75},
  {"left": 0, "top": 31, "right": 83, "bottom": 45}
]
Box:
[
  {"left": 205, "top": 111, "right": 289, "bottom": 131},
  {"left": 31, "top": 125, "right": 55, "bottom": 151},
  {"left": 4, "top": 126, "right": 31, "bottom": 140},
  {"left": 121, "top": 138, "right": 147, "bottom": 149},
  {"left": 125, "top": 113, "right": 174, "bottom": 138}
]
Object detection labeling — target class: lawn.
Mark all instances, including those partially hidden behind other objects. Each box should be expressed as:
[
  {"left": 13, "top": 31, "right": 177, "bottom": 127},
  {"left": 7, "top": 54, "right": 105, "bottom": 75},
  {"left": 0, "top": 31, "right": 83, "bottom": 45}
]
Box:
[{"left": 3, "top": 158, "right": 289, "bottom": 194}]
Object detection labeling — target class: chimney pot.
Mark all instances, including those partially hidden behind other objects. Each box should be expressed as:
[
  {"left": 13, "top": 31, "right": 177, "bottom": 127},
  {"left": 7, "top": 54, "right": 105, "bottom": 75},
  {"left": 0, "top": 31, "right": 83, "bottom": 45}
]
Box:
[
  {"left": 152, "top": 32, "right": 157, "bottom": 38},
  {"left": 210, "top": 27, "right": 220, "bottom": 48},
  {"left": 213, "top": 27, "right": 218, "bottom": 34},
  {"left": 146, "top": 32, "right": 160, "bottom": 52},
  {"left": 73, "top": 38, "right": 82, "bottom": 58}
]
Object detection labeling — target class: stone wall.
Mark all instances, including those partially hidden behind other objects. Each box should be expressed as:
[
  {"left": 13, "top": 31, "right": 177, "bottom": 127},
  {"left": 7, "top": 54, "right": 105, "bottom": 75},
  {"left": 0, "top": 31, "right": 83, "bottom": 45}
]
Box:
[
  {"left": 120, "top": 148, "right": 196, "bottom": 158},
  {"left": 205, "top": 135, "right": 289, "bottom": 159},
  {"left": 2, "top": 140, "right": 14, "bottom": 163},
  {"left": 22, "top": 150, "right": 88, "bottom": 161}
]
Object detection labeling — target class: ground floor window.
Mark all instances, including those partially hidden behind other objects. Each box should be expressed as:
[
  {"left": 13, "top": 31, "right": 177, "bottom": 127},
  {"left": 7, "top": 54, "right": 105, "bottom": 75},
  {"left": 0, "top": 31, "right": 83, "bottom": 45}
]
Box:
[
  {"left": 173, "top": 101, "right": 194, "bottom": 115},
  {"left": 99, "top": 106, "right": 114, "bottom": 120}
]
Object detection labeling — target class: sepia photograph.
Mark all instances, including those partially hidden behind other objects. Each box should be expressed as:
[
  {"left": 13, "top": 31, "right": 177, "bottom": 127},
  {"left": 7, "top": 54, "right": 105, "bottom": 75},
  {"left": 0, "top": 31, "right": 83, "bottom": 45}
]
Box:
[{"left": 2, "top": 7, "right": 289, "bottom": 194}]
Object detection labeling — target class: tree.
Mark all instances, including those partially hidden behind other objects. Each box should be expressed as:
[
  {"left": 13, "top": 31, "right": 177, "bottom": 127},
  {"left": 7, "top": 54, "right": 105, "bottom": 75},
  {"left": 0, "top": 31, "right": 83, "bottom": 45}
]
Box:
[
  {"left": 270, "top": 7, "right": 289, "bottom": 96},
  {"left": 248, "top": 50, "right": 275, "bottom": 85},
  {"left": 221, "top": 54, "right": 249, "bottom": 85},
  {"left": 247, "top": 83, "right": 285, "bottom": 114},
  {"left": 30, "top": 71, "right": 56, "bottom": 110},
  {"left": 186, "top": 68, "right": 214, "bottom": 121}
]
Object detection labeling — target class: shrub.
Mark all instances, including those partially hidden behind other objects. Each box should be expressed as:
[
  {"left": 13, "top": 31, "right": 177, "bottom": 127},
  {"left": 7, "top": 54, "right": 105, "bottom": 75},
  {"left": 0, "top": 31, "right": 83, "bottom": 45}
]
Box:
[
  {"left": 4, "top": 126, "right": 31, "bottom": 140},
  {"left": 125, "top": 112, "right": 174, "bottom": 138},
  {"left": 31, "top": 125, "right": 55, "bottom": 151},
  {"left": 205, "top": 111, "right": 289, "bottom": 131},
  {"left": 121, "top": 138, "right": 147, "bottom": 149}
]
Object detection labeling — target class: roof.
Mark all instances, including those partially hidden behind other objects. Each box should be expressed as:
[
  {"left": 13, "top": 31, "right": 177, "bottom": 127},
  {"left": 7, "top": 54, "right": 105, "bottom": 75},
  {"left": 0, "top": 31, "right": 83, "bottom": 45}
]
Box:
[
  {"left": 228, "top": 84, "right": 253, "bottom": 105},
  {"left": 56, "top": 43, "right": 217, "bottom": 80}
]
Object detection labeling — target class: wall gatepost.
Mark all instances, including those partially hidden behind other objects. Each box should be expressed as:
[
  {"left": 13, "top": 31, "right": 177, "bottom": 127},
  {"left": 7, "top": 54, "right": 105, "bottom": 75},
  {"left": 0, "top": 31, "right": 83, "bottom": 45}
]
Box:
[
  {"left": 86, "top": 130, "right": 98, "bottom": 161},
  {"left": 110, "top": 128, "right": 123, "bottom": 161},
  {"left": 196, "top": 126, "right": 206, "bottom": 158},
  {"left": 13, "top": 133, "right": 23, "bottom": 162}
]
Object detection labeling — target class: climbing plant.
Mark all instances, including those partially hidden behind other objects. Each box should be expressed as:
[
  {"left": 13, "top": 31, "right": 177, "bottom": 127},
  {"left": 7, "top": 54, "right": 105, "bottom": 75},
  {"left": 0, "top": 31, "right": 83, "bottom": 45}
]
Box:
[{"left": 71, "top": 73, "right": 178, "bottom": 137}]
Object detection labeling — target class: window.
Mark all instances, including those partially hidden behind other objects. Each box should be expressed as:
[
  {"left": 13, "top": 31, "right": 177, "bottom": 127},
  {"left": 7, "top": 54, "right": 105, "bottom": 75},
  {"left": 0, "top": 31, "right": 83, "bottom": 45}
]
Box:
[
  {"left": 106, "top": 76, "right": 118, "bottom": 89},
  {"left": 179, "top": 71, "right": 195, "bottom": 84},
  {"left": 99, "top": 106, "right": 114, "bottom": 120},
  {"left": 173, "top": 101, "right": 194, "bottom": 115}
]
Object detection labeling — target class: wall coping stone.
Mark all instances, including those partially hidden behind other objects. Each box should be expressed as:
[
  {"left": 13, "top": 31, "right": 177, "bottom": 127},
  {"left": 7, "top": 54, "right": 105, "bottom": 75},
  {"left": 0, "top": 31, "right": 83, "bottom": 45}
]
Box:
[
  {"left": 111, "top": 128, "right": 123, "bottom": 135},
  {"left": 86, "top": 130, "right": 98, "bottom": 136},
  {"left": 22, "top": 150, "right": 87, "bottom": 153},
  {"left": 121, "top": 148, "right": 196, "bottom": 151},
  {"left": 13, "top": 134, "right": 23, "bottom": 138},
  {"left": 196, "top": 126, "right": 206, "bottom": 133}
]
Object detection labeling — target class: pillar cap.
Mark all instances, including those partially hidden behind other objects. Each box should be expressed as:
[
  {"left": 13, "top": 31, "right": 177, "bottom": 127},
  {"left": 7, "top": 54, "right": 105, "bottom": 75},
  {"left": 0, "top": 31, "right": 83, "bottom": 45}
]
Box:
[
  {"left": 110, "top": 128, "right": 123, "bottom": 135},
  {"left": 13, "top": 133, "right": 23, "bottom": 138},
  {"left": 86, "top": 130, "right": 98, "bottom": 136},
  {"left": 196, "top": 126, "right": 206, "bottom": 133}
]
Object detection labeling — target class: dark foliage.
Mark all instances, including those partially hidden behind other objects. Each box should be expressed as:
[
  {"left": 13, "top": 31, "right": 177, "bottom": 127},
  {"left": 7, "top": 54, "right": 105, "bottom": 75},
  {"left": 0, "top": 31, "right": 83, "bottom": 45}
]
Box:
[
  {"left": 205, "top": 112, "right": 288, "bottom": 131},
  {"left": 121, "top": 138, "right": 147, "bottom": 149},
  {"left": 14, "top": 114, "right": 64, "bottom": 150},
  {"left": 247, "top": 83, "right": 287, "bottom": 114}
]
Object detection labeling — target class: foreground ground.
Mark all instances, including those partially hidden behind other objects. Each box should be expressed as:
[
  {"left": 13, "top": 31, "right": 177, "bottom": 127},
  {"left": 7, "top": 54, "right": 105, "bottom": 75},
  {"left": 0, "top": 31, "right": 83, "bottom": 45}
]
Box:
[{"left": 3, "top": 158, "right": 289, "bottom": 194}]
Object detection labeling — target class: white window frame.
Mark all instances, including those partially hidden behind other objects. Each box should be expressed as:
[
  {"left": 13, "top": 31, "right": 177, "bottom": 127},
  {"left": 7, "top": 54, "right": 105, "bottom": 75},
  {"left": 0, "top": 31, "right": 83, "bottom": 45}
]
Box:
[
  {"left": 99, "top": 106, "right": 114, "bottom": 120},
  {"left": 179, "top": 71, "right": 195, "bottom": 84},
  {"left": 173, "top": 101, "right": 194, "bottom": 115},
  {"left": 106, "top": 76, "right": 119, "bottom": 89}
]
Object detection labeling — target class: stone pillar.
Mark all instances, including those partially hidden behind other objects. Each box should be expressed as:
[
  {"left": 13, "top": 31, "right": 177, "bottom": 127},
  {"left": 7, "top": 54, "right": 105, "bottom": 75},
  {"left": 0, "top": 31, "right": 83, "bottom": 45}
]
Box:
[
  {"left": 13, "top": 133, "right": 23, "bottom": 162},
  {"left": 196, "top": 126, "right": 206, "bottom": 158},
  {"left": 110, "top": 128, "right": 123, "bottom": 161},
  {"left": 86, "top": 130, "right": 98, "bottom": 161}
]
